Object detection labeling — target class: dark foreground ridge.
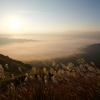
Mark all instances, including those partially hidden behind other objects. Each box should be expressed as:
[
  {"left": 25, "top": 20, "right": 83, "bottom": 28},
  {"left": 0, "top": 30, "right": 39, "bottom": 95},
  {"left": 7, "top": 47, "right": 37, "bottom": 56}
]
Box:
[{"left": 0, "top": 54, "right": 32, "bottom": 75}]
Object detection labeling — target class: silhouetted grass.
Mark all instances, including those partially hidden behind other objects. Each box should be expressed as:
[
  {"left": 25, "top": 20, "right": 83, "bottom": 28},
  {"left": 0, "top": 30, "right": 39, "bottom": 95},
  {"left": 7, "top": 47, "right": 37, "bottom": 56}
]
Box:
[{"left": 0, "top": 58, "right": 100, "bottom": 100}]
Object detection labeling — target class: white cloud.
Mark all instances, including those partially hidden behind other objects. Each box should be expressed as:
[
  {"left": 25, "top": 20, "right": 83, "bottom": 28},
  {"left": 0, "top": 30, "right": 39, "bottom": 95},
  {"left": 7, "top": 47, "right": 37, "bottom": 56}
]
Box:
[{"left": 17, "top": 10, "right": 44, "bottom": 14}]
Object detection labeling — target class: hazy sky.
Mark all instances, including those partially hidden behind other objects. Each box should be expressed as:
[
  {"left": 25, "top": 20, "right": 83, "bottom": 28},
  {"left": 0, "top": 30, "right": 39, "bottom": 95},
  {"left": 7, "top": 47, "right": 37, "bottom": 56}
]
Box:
[
  {"left": 0, "top": 0, "right": 100, "bottom": 34},
  {"left": 0, "top": 0, "right": 100, "bottom": 61}
]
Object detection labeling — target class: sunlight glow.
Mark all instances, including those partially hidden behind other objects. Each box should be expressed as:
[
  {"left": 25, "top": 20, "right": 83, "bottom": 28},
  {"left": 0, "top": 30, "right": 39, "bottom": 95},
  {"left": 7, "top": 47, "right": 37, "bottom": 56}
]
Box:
[{"left": 10, "top": 21, "right": 20, "bottom": 30}]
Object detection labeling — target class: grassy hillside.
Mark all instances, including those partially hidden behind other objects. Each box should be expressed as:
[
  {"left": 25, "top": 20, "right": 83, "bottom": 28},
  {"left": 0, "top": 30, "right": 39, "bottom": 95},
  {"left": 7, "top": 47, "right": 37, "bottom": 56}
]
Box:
[
  {"left": 0, "top": 54, "right": 32, "bottom": 76},
  {"left": 0, "top": 54, "right": 100, "bottom": 100}
]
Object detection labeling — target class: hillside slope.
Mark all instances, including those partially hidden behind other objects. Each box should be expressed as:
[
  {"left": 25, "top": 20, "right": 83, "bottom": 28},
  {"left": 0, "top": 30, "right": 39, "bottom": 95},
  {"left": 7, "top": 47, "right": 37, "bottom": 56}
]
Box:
[{"left": 0, "top": 54, "right": 32, "bottom": 75}]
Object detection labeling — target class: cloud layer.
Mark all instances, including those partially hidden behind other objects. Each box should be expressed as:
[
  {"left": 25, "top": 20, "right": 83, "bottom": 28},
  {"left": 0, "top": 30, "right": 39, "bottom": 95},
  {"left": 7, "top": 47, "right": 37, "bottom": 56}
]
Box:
[
  {"left": 0, "top": 37, "right": 38, "bottom": 45},
  {"left": 0, "top": 32, "right": 100, "bottom": 61}
]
